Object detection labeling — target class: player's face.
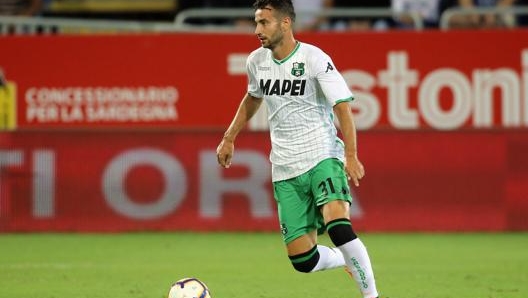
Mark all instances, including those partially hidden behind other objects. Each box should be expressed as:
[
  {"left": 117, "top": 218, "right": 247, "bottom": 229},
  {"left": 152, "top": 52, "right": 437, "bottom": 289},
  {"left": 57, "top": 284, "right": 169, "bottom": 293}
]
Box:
[{"left": 254, "top": 6, "right": 285, "bottom": 50}]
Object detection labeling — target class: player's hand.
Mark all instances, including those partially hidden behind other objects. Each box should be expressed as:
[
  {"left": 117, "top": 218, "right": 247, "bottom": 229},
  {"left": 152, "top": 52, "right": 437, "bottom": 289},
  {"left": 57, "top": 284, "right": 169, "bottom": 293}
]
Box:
[
  {"left": 216, "top": 138, "right": 234, "bottom": 168},
  {"left": 345, "top": 155, "right": 365, "bottom": 187}
]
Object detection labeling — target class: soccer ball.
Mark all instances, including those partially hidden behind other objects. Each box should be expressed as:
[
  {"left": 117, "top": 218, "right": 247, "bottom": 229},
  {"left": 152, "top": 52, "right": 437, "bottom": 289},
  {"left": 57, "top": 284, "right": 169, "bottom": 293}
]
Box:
[{"left": 167, "top": 277, "right": 211, "bottom": 298}]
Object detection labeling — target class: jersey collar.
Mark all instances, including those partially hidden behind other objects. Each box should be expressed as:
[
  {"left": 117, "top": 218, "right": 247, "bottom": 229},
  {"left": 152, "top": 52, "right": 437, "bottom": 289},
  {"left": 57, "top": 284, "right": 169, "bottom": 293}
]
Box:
[{"left": 272, "top": 41, "right": 300, "bottom": 65}]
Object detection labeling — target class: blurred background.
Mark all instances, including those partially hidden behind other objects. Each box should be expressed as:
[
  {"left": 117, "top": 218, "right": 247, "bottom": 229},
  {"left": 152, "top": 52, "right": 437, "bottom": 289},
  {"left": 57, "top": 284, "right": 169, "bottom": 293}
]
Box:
[{"left": 0, "top": 0, "right": 527, "bottom": 233}]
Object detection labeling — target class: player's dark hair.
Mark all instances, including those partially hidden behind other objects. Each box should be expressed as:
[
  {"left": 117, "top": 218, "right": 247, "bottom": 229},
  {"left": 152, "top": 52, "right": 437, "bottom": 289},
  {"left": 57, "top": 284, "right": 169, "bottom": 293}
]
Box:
[{"left": 253, "top": 0, "right": 296, "bottom": 23}]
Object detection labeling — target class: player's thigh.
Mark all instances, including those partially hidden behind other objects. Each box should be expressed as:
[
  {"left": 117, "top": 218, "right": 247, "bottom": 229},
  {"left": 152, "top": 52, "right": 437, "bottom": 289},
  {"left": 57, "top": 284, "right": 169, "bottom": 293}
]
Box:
[
  {"left": 286, "top": 230, "right": 317, "bottom": 256},
  {"left": 273, "top": 178, "right": 322, "bottom": 249},
  {"left": 321, "top": 200, "right": 350, "bottom": 223},
  {"left": 310, "top": 158, "right": 353, "bottom": 221}
]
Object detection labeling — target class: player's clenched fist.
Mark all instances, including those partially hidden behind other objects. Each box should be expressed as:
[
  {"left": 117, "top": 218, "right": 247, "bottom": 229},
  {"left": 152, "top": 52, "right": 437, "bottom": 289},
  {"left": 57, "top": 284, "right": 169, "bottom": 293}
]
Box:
[{"left": 216, "top": 138, "right": 234, "bottom": 168}]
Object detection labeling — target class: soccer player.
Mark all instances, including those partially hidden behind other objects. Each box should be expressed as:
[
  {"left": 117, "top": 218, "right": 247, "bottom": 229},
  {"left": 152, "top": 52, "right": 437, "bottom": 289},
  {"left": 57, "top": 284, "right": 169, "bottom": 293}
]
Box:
[{"left": 216, "top": 1, "right": 379, "bottom": 297}]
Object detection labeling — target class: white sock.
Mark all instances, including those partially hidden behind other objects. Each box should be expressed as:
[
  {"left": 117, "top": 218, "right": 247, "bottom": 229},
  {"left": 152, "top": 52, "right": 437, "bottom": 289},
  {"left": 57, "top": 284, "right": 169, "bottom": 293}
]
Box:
[
  {"left": 310, "top": 245, "right": 346, "bottom": 272},
  {"left": 338, "top": 238, "right": 379, "bottom": 298}
]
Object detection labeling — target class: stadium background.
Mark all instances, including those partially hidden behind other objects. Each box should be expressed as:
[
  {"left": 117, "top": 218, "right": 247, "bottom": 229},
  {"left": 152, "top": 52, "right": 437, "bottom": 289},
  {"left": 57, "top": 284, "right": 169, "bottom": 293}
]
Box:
[{"left": 0, "top": 1, "right": 527, "bottom": 233}]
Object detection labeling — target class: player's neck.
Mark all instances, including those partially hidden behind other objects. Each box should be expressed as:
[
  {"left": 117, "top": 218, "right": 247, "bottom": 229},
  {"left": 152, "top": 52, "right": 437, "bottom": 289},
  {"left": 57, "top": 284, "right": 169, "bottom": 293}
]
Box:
[{"left": 272, "top": 35, "right": 297, "bottom": 61}]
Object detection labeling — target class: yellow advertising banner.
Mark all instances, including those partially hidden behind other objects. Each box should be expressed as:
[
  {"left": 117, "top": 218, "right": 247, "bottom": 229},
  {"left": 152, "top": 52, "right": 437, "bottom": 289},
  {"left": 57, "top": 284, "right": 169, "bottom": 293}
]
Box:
[{"left": 0, "top": 82, "right": 16, "bottom": 130}]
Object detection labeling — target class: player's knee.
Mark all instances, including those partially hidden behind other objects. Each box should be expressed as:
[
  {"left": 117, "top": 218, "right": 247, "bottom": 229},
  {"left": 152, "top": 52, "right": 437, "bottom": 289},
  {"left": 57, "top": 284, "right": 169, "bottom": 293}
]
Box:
[
  {"left": 288, "top": 246, "right": 319, "bottom": 273},
  {"left": 327, "top": 218, "right": 357, "bottom": 247}
]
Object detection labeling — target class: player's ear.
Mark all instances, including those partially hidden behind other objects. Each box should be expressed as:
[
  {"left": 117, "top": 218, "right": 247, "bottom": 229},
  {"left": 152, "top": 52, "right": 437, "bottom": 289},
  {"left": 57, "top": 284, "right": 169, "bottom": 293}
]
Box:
[{"left": 281, "top": 16, "right": 292, "bottom": 31}]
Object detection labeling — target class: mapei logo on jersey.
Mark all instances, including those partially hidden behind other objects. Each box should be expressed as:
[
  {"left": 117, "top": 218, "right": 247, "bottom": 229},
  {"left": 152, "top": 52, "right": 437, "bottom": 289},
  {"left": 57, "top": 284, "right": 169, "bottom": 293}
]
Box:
[
  {"left": 291, "top": 62, "right": 305, "bottom": 77},
  {"left": 260, "top": 79, "right": 306, "bottom": 96}
]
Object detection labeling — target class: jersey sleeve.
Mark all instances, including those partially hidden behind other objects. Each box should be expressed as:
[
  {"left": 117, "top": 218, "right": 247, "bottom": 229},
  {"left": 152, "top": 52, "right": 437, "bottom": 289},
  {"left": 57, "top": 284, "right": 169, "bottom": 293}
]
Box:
[
  {"left": 246, "top": 54, "right": 263, "bottom": 99},
  {"left": 312, "top": 52, "right": 354, "bottom": 106}
]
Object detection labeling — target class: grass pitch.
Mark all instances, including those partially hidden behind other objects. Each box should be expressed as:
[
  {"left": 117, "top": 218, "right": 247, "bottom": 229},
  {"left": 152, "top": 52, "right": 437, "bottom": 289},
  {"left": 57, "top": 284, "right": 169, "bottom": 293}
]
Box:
[{"left": 0, "top": 232, "right": 526, "bottom": 298}]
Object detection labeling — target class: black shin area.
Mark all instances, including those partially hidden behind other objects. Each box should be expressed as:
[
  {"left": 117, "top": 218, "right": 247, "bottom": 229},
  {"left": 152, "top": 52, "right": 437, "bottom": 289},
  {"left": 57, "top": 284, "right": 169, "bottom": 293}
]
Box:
[
  {"left": 326, "top": 218, "right": 357, "bottom": 247},
  {"left": 288, "top": 245, "right": 319, "bottom": 273}
]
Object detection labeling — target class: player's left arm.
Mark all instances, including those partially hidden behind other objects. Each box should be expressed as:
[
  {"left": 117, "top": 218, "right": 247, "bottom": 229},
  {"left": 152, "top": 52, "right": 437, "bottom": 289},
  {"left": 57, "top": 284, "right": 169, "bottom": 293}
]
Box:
[
  {"left": 333, "top": 102, "right": 365, "bottom": 187},
  {"left": 311, "top": 50, "right": 365, "bottom": 186}
]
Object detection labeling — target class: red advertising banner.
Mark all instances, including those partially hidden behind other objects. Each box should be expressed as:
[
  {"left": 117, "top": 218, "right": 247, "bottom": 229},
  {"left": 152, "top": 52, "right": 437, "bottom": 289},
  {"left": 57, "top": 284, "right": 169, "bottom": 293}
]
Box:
[
  {"left": 0, "top": 30, "right": 527, "bottom": 130},
  {"left": 1, "top": 30, "right": 527, "bottom": 232},
  {"left": 1, "top": 130, "right": 527, "bottom": 232}
]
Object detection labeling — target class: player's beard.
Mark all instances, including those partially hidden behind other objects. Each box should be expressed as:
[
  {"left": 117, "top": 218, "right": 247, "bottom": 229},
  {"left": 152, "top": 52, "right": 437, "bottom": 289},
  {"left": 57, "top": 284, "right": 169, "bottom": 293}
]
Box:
[{"left": 262, "top": 27, "right": 284, "bottom": 51}]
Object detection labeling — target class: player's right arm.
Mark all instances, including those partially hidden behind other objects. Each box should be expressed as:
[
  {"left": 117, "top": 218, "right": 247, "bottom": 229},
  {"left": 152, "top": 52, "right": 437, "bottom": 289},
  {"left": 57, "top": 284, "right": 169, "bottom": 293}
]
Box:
[{"left": 216, "top": 93, "right": 263, "bottom": 168}]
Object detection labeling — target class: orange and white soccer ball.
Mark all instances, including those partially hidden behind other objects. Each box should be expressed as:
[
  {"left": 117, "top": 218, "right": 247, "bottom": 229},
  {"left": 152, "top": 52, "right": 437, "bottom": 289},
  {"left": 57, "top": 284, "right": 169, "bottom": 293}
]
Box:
[{"left": 167, "top": 277, "right": 211, "bottom": 298}]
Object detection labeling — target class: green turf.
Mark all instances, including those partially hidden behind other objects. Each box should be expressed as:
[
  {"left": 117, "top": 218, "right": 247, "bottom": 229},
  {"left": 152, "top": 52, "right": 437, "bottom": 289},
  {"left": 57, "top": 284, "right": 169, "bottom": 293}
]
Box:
[{"left": 0, "top": 232, "right": 527, "bottom": 298}]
